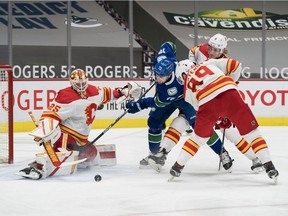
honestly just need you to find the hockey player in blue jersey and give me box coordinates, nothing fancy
[126,55,233,170]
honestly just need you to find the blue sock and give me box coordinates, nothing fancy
[206,131,223,155]
[148,128,162,153]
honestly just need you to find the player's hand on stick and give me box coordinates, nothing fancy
[125,100,145,114]
[215,117,232,129]
[33,137,44,146]
[116,81,143,104]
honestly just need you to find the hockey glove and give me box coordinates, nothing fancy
[116,81,143,104]
[126,101,144,114]
[126,98,154,114]
[215,117,232,129]
[29,118,61,146]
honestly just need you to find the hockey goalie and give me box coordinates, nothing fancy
[18,68,142,179]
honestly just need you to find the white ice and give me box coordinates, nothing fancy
[0,126,287,216]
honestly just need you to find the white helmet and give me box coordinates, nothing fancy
[70,69,88,92]
[208,33,227,51]
[175,59,195,85]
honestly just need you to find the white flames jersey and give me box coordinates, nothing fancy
[188,43,210,63]
[184,58,242,110]
[40,84,116,145]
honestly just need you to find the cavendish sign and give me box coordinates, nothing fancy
[164,7,288,30]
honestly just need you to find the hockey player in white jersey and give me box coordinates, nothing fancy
[169,58,279,182]
[189,33,263,172]
[18,68,142,179]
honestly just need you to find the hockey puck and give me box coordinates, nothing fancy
[94,174,102,182]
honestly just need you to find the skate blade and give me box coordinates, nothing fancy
[168,176,175,182]
[139,164,150,169]
[252,167,265,174]
[148,159,162,173]
[272,176,278,184]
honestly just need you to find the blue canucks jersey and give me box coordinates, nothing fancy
[154,71,183,108]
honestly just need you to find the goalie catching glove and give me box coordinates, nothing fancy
[28,118,61,146]
[116,81,143,104]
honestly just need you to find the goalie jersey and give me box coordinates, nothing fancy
[40,84,114,145]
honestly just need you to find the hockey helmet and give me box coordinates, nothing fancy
[70,69,88,92]
[175,59,195,85]
[154,59,175,77]
[154,59,175,84]
[208,33,227,52]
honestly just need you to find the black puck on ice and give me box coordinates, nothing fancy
[94,174,102,182]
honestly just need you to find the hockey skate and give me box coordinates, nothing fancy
[18,167,43,180]
[139,155,151,169]
[263,161,279,183]
[220,150,234,171]
[251,157,264,173]
[148,148,168,172]
[169,162,184,179]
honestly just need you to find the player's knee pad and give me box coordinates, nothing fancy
[243,128,262,144]
[78,145,98,162]
[147,116,162,130]
[222,127,242,144]
[170,115,190,134]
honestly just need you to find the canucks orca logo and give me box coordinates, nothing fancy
[65,15,103,28]
[168,87,177,96]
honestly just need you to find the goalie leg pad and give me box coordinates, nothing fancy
[78,144,116,168]
[36,151,79,178]
[18,150,82,179]
[97,144,117,166]
[78,144,98,162]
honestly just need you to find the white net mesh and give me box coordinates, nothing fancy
[0,66,12,163]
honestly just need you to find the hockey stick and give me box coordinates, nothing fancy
[67,82,156,152]
[218,128,226,171]
[28,111,86,167]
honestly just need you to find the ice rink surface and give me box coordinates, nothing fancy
[0,126,287,216]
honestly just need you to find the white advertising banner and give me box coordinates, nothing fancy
[2,79,288,123]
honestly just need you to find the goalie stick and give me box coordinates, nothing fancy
[28,111,86,167]
[67,82,156,152]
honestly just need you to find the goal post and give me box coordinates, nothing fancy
[0,65,13,164]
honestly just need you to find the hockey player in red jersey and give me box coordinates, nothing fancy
[189,33,263,172]
[170,58,279,182]
[19,68,142,179]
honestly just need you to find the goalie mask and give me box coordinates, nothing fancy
[175,59,195,85]
[70,69,88,93]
